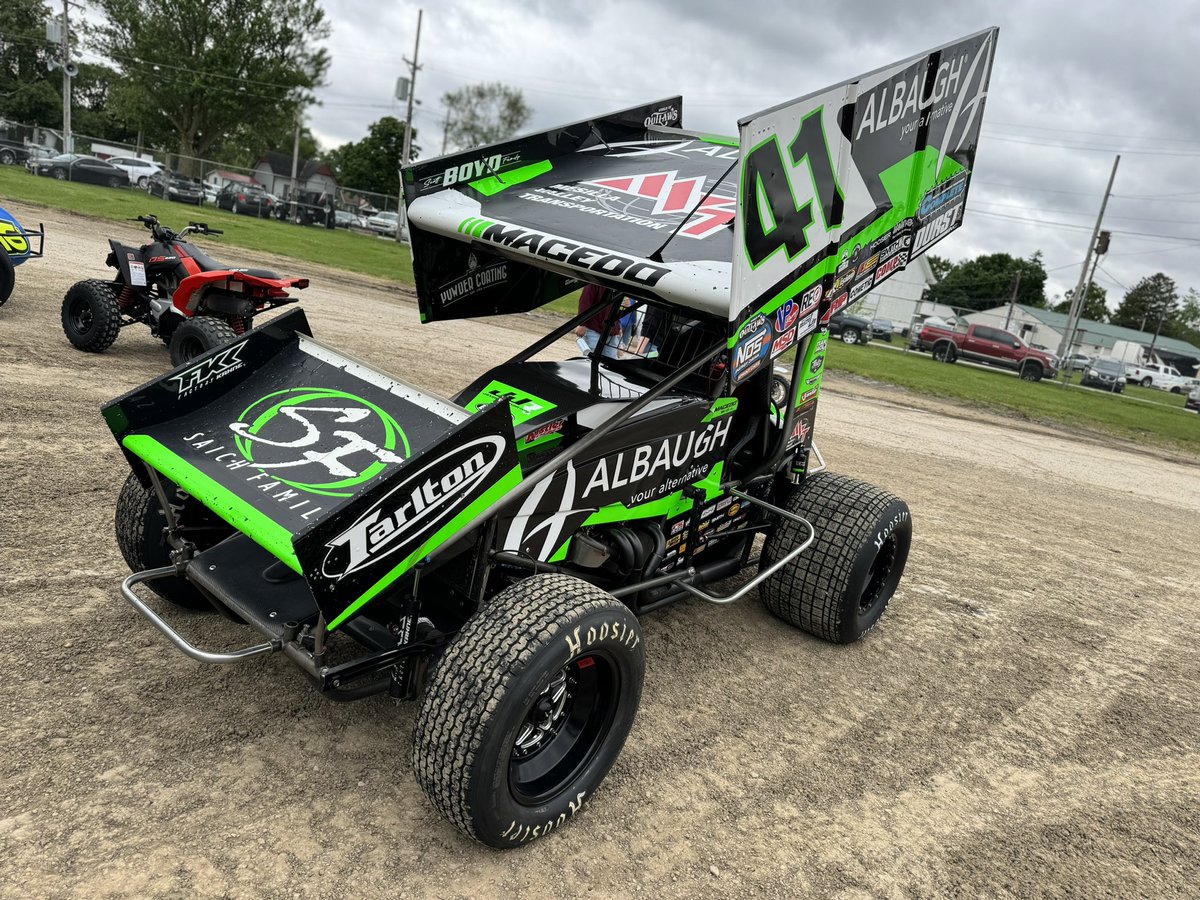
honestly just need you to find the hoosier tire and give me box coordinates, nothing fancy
[412,574,644,848]
[168,315,237,366]
[115,472,230,610]
[760,472,912,644]
[61,280,122,352]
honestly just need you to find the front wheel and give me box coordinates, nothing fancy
[137,176,149,189]
[0,249,14,306]
[52,167,67,180]
[1170,386,1182,394]
[168,316,238,366]
[0,148,15,165]
[61,280,122,352]
[1141,376,1152,388]
[841,328,861,345]
[107,176,121,188]
[760,472,912,644]
[412,574,644,847]
[1019,363,1043,382]
[770,373,790,408]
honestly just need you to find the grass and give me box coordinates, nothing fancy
[825,343,1200,453]
[0,165,413,283]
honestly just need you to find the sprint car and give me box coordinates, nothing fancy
[0,205,45,307]
[106,29,997,847]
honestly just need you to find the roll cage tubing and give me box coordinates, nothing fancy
[424,288,809,567]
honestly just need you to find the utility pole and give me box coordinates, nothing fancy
[1003,271,1021,331]
[1057,154,1119,371]
[396,8,422,242]
[290,111,302,223]
[441,107,452,155]
[60,0,72,153]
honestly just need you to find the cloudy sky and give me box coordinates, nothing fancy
[309,0,1199,305]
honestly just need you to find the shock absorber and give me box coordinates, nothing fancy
[229,316,248,336]
[117,284,136,311]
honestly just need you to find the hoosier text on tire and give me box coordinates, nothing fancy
[412,574,644,847]
[759,472,912,643]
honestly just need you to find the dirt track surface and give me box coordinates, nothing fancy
[2,201,1198,899]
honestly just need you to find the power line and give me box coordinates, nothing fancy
[973,199,1200,227]
[972,209,1200,243]
[980,131,1200,158]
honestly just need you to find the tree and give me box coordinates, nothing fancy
[1110,273,1178,333]
[924,252,1048,312]
[1169,288,1200,346]
[92,0,329,175]
[925,254,954,282]
[441,83,531,151]
[1051,282,1108,323]
[0,2,60,126]
[326,117,418,197]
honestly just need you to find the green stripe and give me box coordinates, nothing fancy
[122,434,302,573]
[469,160,552,196]
[471,218,492,238]
[326,465,524,630]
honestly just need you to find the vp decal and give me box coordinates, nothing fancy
[229,388,410,496]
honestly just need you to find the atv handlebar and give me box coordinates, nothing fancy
[130,214,222,241]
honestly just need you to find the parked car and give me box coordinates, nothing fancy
[827,311,874,345]
[147,171,204,205]
[0,140,31,167]
[1186,384,1200,413]
[29,154,130,188]
[335,209,365,229]
[906,316,956,349]
[870,318,894,342]
[107,156,163,189]
[366,210,401,236]
[914,321,1058,381]
[1079,357,1126,393]
[1123,361,1192,393]
[215,183,275,217]
[1063,353,1092,372]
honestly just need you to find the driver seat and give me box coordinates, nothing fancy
[183,244,278,280]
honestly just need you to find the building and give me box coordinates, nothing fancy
[845,255,949,332]
[965,303,1200,375]
[202,169,260,194]
[252,152,338,199]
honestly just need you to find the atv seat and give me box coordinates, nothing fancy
[185,245,278,280]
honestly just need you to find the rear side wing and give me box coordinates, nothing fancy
[103,309,520,630]
[729,28,998,337]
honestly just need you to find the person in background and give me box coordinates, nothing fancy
[618,297,638,354]
[637,301,669,357]
[575,284,621,358]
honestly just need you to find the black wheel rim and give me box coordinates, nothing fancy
[859,535,898,616]
[175,334,206,362]
[771,379,787,406]
[509,654,620,806]
[68,297,94,334]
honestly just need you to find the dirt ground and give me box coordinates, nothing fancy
[2,201,1198,899]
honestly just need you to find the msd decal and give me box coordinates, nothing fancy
[583,170,735,239]
[322,435,506,580]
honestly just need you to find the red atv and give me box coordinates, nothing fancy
[61,214,309,364]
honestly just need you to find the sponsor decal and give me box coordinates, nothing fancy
[582,138,739,162]
[670,519,688,536]
[716,495,733,511]
[476,222,671,287]
[228,388,408,495]
[854,52,972,139]
[702,503,716,517]
[832,269,856,292]
[875,254,904,282]
[801,283,823,308]
[726,502,741,518]
[814,338,828,353]
[581,170,735,239]
[774,299,801,334]
[643,105,680,128]
[796,309,820,339]
[850,275,875,301]
[524,418,565,445]
[581,417,732,501]
[168,342,246,398]
[437,252,509,307]
[0,219,29,255]
[422,151,521,189]
[823,293,849,324]
[322,435,506,580]
[856,254,880,278]
[913,201,964,254]
[879,235,912,262]
[786,399,819,452]
[666,532,683,549]
[465,381,556,426]
[809,354,826,375]
[147,255,177,264]
[918,172,969,218]
[802,388,819,402]
[733,324,771,382]
[770,327,797,358]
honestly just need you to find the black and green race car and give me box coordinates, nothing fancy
[104,28,998,847]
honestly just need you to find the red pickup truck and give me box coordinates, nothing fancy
[913,322,1059,381]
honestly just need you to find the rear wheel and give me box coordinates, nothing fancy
[932,342,956,363]
[107,176,121,188]
[168,316,237,366]
[52,167,67,180]
[115,472,231,610]
[412,574,644,847]
[760,472,912,644]
[137,176,149,189]
[61,280,122,352]
[770,374,790,408]
[0,148,15,165]
[1141,376,1152,388]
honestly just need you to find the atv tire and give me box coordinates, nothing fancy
[169,316,237,366]
[115,472,230,610]
[61,280,122,352]
[0,249,13,307]
[760,472,911,644]
[412,573,644,848]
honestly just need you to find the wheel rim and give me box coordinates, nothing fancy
[859,535,898,616]
[175,334,207,362]
[771,379,787,406]
[1142,378,1151,387]
[53,169,66,180]
[509,654,620,806]
[68,297,94,334]
[842,331,858,344]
